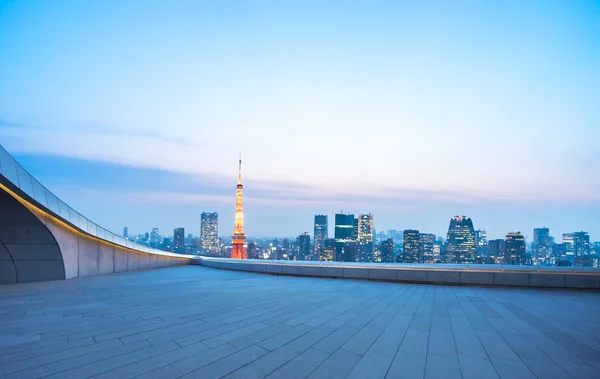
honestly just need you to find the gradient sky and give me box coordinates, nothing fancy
[1,0,599,241]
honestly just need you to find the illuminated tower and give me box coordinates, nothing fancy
[231,155,247,259]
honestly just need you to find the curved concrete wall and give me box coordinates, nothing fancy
[0,188,65,283]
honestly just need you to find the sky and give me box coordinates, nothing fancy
[0,0,599,241]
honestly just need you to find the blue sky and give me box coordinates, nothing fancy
[1,0,599,241]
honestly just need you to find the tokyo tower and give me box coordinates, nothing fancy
[231,154,247,259]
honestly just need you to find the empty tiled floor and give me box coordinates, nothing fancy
[1,266,600,379]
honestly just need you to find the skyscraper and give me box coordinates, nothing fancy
[445,216,476,263]
[403,230,421,263]
[334,213,355,262]
[505,231,526,265]
[150,227,160,247]
[313,215,328,257]
[173,227,185,254]
[123,226,128,239]
[352,217,359,241]
[231,155,247,259]
[296,232,311,261]
[420,233,435,263]
[488,239,506,264]
[357,214,374,262]
[533,227,551,263]
[474,229,487,257]
[573,231,590,256]
[380,238,394,263]
[201,212,219,256]
[320,238,335,261]
[563,233,574,263]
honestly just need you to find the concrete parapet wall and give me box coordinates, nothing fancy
[192,258,600,290]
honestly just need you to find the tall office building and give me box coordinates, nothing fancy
[123,226,128,239]
[231,155,247,259]
[474,230,487,257]
[173,227,185,254]
[320,238,335,261]
[357,214,374,262]
[380,238,394,263]
[533,227,551,263]
[150,228,160,247]
[573,231,590,258]
[420,233,435,263]
[313,215,328,257]
[505,231,526,265]
[352,218,359,241]
[334,213,355,262]
[563,233,575,263]
[296,232,311,260]
[445,216,476,263]
[488,239,506,264]
[403,230,421,263]
[433,240,443,263]
[201,212,219,256]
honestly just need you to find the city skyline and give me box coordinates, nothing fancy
[1,1,599,239]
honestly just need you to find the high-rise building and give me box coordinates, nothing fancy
[433,240,443,263]
[488,239,505,264]
[150,227,160,247]
[320,238,335,261]
[173,227,185,254]
[334,213,355,262]
[380,238,394,263]
[296,232,311,261]
[231,155,247,259]
[420,233,435,263]
[123,226,128,239]
[563,233,574,263]
[533,227,552,263]
[505,231,526,265]
[445,216,476,263]
[403,230,421,263]
[357,214,374,262]
[352,217,359,241]
[474,230,487,257]
[201,212,219,256]
[573,231,590,258]
[313,215,328,257]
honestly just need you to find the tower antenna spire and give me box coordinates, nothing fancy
[238,153,242,185]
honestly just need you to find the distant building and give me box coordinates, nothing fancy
[474,230,487,257]
[352,218,359,241]
[334,213,355,262]
[505,231,526,265]
[296,232,311,261]
[357,214,374,262]
[433,240,443,263]
[150,227,160,247]
[445,216,476,263]
[320,238,335,261]
[380,238,394,263]
[313,215,328,257]
[573,231,590,258]
[420,233,435,263]
[563,233,575,263]
[173,227,185,253]
[123,226,129,239]
[403,230,421,263]
[201,212,219,256]
[488,239,506,264]
[533,227,552,264]
[247,242,257,259]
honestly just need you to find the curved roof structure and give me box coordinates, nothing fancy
[0,143,191,283]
